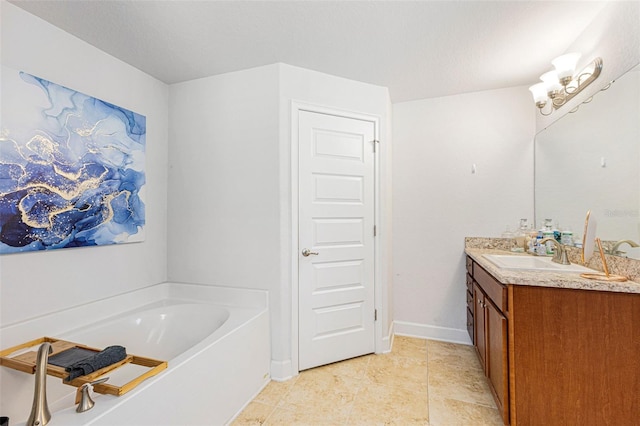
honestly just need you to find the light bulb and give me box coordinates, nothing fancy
[529,83,548,106]
[552,52,582,84]
[540,70,562,94]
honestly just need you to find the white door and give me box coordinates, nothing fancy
[298,110,376,371]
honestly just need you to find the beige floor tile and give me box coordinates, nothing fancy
[428,364,496,408]
[311,353,373,380]
[428,397,503,426]
[390,335,428,360]
[427,340,482,372]
[426,339,475,358]
[279,367,361,419]
[265,405,343,425]
[427,340,495,407]
[365,353,428,393]
[231,401,275,426]
[234,337,501,425]
[348,381,429,425]
[253,377,298,406]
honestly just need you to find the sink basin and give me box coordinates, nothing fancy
[482,254,593,273]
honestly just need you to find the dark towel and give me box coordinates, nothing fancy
[48,347,97,368]
[65,345,127,381]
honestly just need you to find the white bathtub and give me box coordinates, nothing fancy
[0,282,270,426]
[63,300,232,361]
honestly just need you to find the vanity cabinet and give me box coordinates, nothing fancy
[465,254,640,426]
[465,258,474,342]
[508,284,640,425]
[468,259,509,424]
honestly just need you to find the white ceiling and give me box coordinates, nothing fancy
[9,0,609,102]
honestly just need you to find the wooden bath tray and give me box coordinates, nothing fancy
[0,336,167,396]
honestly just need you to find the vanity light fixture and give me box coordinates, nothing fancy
[529,53,603,116]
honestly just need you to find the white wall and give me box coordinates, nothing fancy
[167,63,283,361]
[168,63,392,379]
[0,2,169,326]
[0,2,169,420]
[392,86,534,343]
[168,65,280,290]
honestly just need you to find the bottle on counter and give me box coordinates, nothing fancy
[512,218,528,252]
[561,227,574,246]
[553,221,562,243]
[502,226,515,250]
[526,224,538,254]
[532,222,546,255]
[542,219,555,255]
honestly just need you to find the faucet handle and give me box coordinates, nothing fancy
[75,377,109,413]
[554,243,572,265]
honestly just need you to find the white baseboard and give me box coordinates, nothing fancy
[378,321,394,354]
[393,320,472,345]
[270,359,295,382]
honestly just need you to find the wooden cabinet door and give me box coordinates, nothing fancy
[468,259,509,425]
[473,282,487,369]
[486,299,509,423]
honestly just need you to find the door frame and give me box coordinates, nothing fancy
[290,101,382,375]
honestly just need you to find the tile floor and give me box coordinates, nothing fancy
[232,336,503,425]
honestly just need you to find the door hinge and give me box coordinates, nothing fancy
[372,139,379,153]
[373,225,377,236]
[374,309,378,321]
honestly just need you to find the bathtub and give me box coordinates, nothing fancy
[0,282,270,425]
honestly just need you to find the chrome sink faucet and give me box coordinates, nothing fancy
[27,342,52,426]
[608,239,639,256]
[540,238,571,265]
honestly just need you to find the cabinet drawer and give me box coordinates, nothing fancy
[466,288,474,308]
[466,256,473,275]
[474,263,507,312]
[466,273,473,293]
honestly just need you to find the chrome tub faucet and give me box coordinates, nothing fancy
[26,342,52,426]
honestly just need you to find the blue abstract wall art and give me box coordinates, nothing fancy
[0,68,146,254]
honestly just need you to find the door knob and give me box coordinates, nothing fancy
[301,248,319,257]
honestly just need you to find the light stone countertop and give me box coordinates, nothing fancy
[465,248,640,294]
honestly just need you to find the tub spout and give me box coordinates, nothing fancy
[26,342,52,426]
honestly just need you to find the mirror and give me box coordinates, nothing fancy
[535,63,640,258]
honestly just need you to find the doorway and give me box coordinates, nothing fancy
[296,108,377,371]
